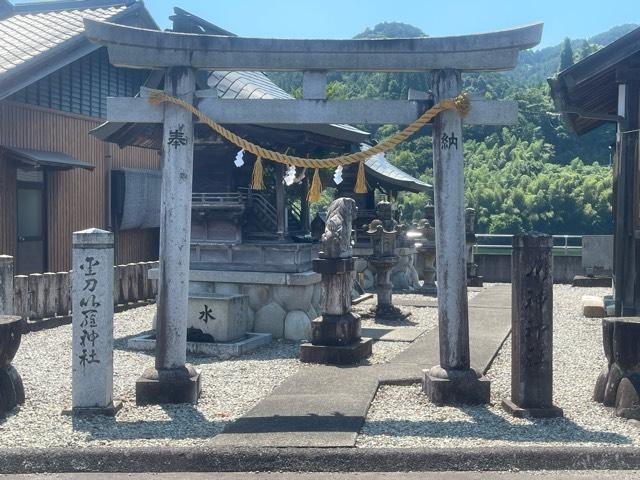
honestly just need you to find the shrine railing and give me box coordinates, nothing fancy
[240,188,278,232]
[191,192,245,208]
[8,260,158,324]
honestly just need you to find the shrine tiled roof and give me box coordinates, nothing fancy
[364,149,431,193]
[207,71,369,139]
[0,0,155,99]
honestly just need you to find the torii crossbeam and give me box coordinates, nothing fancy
[84,19,542,406]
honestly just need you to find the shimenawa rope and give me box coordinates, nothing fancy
[148,90,470,199]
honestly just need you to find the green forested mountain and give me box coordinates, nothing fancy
[268,23,635,234]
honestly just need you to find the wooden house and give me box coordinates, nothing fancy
[0,0,160,274]
[549,26,640,315]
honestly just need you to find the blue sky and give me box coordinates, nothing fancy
[138,0,639,49]
[13,0,639,49]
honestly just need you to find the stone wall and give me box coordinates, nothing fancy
[476,254,581,284]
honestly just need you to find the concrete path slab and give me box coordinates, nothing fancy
[386,284,511,377]
[4,472,640,479]
[213,285,511,448]
[361,327,426,342]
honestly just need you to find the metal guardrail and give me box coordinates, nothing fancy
[474,234,582,256]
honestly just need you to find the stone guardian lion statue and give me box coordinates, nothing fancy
[321,197,357,259]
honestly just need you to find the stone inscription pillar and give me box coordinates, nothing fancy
[422,69,490,405]
[70,228,120,416]
[136,67,201,405]
[0,255,14,315]
[502,232,563,418]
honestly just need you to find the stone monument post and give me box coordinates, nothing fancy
[423,69,490,405]
[69,228,121,416]
[300,198,372,364]
[136,67,201,405]
[0,255,13,315]
[502,232,563,418]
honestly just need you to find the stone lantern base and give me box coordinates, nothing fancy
[422,365,490,406]
[300,312,372,365]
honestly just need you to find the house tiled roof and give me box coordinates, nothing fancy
[0,3,127,75]
[0,1,154,100]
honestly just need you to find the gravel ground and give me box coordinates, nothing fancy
[2,304,302,448]
[357,285,640,448]
[1,296,429,448]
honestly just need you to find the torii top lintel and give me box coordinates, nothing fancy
[84,20,542,73]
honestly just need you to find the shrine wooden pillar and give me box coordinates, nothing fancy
[275,163,286,240]
[301,175,311,235]
[614,71,640,315]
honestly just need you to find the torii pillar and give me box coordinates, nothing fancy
[136,67,201,405]
[422,69,490,405]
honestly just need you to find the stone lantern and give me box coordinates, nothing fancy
[415,217,437,295]
[367,201,399,311]
[465,208,483,287]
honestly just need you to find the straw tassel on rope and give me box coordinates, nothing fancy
[354,160,367,194]
[251,156,265,190]
[307,168,322,202]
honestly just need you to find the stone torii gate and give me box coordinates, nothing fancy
[85,19,542,406]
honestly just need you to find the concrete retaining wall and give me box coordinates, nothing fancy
[476,254,581,284]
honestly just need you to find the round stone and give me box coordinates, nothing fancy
[615,375,640,419]
[407,266,421,289]
[306,305,319,321]
[354,257,368,273]
[246,285,271,311]
[273,285,313,312]
[284,311,311,341]
[391,270,409,291]
[254,302,286,338]
[311,283,322,309]
[363,269,374,290]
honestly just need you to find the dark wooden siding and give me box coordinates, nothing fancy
[8,47,149,119]
[0,150,17,258]
[0,101,160,271]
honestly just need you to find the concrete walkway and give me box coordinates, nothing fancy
[212,285,511,447]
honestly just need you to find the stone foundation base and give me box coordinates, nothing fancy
[594,318,640,420]
[467,276,484,287]
[62,400,123,417]
[501,398,563,418]
[311,312,361,346]
[0,365,25,415]
[422,366,490,406]
[128,332,271,360]
[417,284,437,296]
[136,365,201,406]
[572,275,612,288]
[300,338,373,365]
